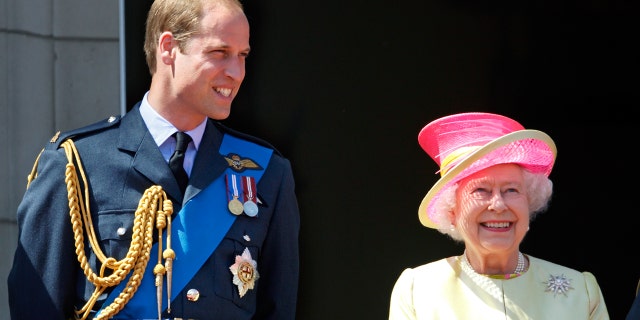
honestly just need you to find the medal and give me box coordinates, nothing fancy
[226,174,245,215]
[242,176,258,217]
[228,196,244,215]
[243,201,258,217]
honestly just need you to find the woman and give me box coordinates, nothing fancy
[388,112,609,319]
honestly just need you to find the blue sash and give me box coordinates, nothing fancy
[99,134,273,318]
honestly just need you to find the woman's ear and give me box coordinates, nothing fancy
[447,209,456,222]
[447,210,456,230]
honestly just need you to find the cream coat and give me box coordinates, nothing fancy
[389,255,609,320]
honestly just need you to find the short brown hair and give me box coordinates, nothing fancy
[143,0,244,75]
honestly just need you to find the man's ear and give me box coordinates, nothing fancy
[159,31,176,65]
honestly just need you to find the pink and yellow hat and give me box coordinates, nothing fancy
[417,112,557,228]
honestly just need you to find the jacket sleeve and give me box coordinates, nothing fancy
[584,271,610,320]
[389,268,418,320]
[252,156,301,320]
[8,146,81,320]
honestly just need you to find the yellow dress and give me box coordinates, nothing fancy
[389,255,609,320]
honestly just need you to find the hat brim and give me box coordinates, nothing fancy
[418,129,557,228]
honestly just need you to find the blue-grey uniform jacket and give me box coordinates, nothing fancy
[8,102,300,320]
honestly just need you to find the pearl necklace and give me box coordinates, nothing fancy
[514,252,525,274]
[461,251,526,278]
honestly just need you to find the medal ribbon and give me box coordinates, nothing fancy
[226,173,243,202]
[242,176,256,203]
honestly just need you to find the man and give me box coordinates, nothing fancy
[7,0,300,319]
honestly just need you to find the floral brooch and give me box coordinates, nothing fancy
[544,274,573,297]
[229,247,260,297]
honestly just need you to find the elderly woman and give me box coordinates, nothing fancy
[388,112,609,319]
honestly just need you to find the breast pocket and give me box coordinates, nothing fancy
[96,210,139,260]
[210,229,261,310]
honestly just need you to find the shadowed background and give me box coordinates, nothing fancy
[125,1,639,319]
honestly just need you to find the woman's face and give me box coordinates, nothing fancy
[452,163,530,255]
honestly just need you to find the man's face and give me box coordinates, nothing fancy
[172,4,250,121]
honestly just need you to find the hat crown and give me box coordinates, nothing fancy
[419,113,524,169]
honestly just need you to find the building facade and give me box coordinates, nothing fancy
[1,1,122,317]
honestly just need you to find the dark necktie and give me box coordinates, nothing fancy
[169,131,192,193]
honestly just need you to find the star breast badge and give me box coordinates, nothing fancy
[229,247,260,298]
[544,274,574,297]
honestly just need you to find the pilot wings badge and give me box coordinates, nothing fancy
[224,153,263,173]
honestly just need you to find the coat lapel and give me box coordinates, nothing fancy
[116,106,229,203]
[117,104,183,200]
[184,120,229,203]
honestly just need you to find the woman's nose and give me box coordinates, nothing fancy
[487,193,506,212]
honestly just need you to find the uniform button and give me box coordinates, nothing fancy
[117,227,126,236]
[186,288,200,301]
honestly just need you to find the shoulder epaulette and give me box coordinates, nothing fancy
[48,115,122,149]
[213,120,283,157]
